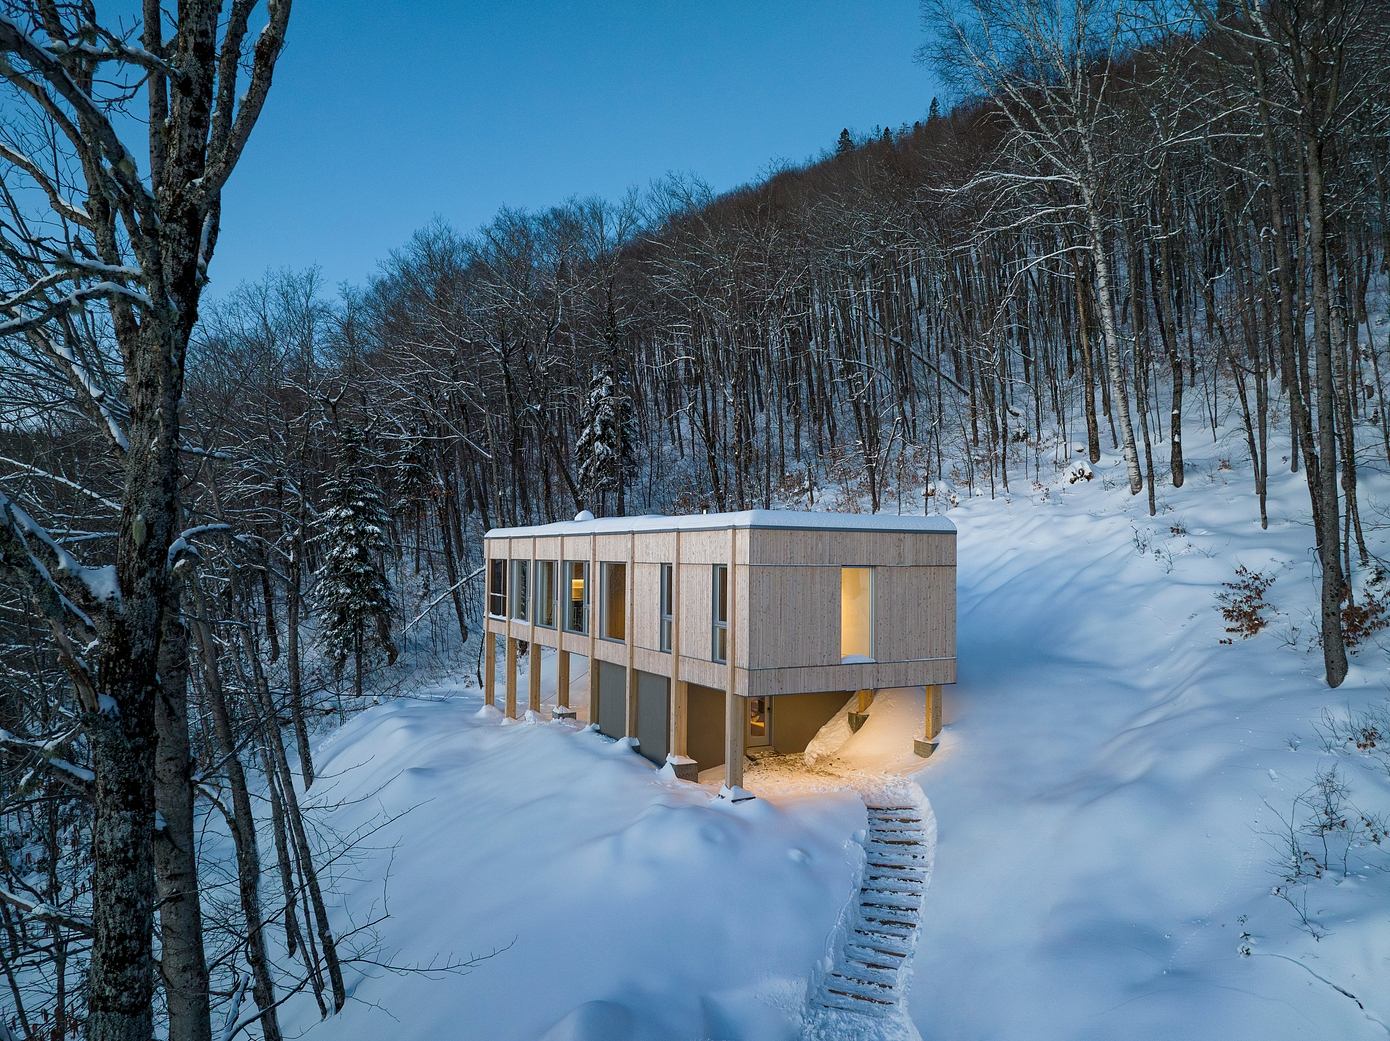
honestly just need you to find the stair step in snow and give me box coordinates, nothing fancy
[864,876,924,894]
[828,974,896,999]
[860,914,917,933]
[865,843,928,857]
[865,862,927,878]
[855,923,915,944]
[860,892,922,912]
[840,956,900,982]
[845,943,906,967]
[850,930,911,956]
[816,997,890,1017]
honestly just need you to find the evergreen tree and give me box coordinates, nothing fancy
[575,367,636,514]
[836,127,854,155]
[881,125,893,145]
[316,428,398,700]
[927,96,941,122]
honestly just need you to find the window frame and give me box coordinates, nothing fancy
[599,561,627,643]
[839,565,876,662]
[562,559,590,635]
[487,557,508,619]
[534,559,558,628]
[509,559,530,622]
[659,562,674,653]
[711,563,728,663]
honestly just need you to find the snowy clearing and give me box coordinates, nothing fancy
[284,419,1389,1041]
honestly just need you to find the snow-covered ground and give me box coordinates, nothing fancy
[284,415,1389,1041]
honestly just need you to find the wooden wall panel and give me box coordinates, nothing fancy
[746,657,955,697]
[874,565,955,663]
[678,530,729,564]
[633,531,676,563]
[678,561,712,661]
[744,565,840,671]
[593,534,629,562]
[632,561,663,651]
[532,536,561,560]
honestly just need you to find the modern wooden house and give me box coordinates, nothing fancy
[482,510,956,793]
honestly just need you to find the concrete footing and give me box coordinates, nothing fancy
[666,756,700,781]
[551,705,577,722]
[848,711,870,733]
[913,738,938,759]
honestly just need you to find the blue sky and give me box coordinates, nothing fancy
[210,0,942,296]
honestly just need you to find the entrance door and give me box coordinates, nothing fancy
[747,696,772,748]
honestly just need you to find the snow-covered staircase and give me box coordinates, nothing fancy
[805,794,934,1038]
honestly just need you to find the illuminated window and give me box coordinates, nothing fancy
[659,563,674,653]
[563,560,588,634]
[535,560,557,628]
[488,558,507,618]
[712,564,728,663]
[601,562,626,641]
[840,566,874,661]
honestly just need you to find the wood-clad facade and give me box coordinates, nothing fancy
[483,511,956,791]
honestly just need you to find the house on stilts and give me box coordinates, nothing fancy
[482,510,956,793]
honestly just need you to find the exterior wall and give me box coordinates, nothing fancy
[483,517,957,705]
[771,691,853,754]
[634,671,670,765]
[596,660,626,741]
[686,682,726,771]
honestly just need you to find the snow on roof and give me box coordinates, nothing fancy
[485,509,955,540]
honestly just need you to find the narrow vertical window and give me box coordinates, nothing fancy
[601,562,627,641]
[563,560,589,634]
[488,558,507,618]
[510,559,529,621]
[535,560,557,628]
[840,566,874,662]
[659,563,674,652]
[711,564,728,663]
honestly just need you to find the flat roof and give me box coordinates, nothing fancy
[484,509,956,540]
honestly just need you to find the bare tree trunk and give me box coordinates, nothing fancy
[153,597,212,1041]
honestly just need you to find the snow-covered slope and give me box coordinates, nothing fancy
[279,702,866,1041]
[284,417,1388,1041]
[829,430,1390,1041]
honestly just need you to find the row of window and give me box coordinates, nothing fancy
[488,558,732,662]
[488,559,876,663]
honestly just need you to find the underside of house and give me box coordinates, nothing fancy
[482,509,956,792]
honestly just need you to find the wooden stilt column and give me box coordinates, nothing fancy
[914,683,942,758]
[624,533,638,741]
[721,527,752,799]
[554,649,575,720]
[586,533,598,725]
[528,643,542,715]
[666,529,697,780]
[504,636,518,720]
[483,630,496,708]
[849,687,873,732]
[724,689,745,791]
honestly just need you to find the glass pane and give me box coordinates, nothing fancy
[714,565,728,623]
[748,697,768,742]
[565,561,587,634]
[603,562,626,641]
[489,559,507,617]
[511,560,529,621]
[536,561,556,627]
[840,566,873,661]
